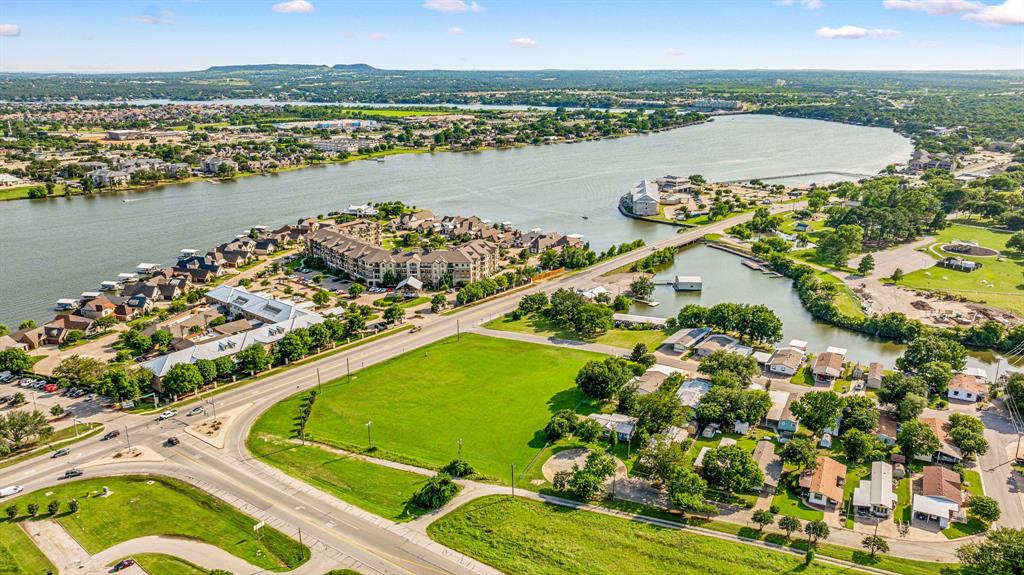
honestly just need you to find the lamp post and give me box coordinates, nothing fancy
[205,399,216,419]
[316,368,322,392]
[458,438,463,460]
[72,418,79,437]
[365,420,373,450]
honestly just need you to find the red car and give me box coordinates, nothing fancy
[43,383,58,393]
[113,558,135,571]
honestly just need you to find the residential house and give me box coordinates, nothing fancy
[912,466,963,528]
[342,204,379,217]
[867,362,884,389]
[173,254,225,283]
[78,296,117,320]
[87,169,130,188]
[9,327,46,350]
[768,347,804,376]
[660,326,710,353]
[799,456,847,508]
[765,391,799,434]
[0,335,28,352]
[694,334,752,358]
[812,351,845,384]
[753,440,783,494]
[331,219,383,245]
[622,180,660,216]
[874,412,898,446]
[588,413,638,441]
[920,418,963,464]
[201,156,238,175]
[43,314,95,345]
[633,369,669,395]
[947,373,987,403]
[674,378,713,408]
[852,461,897,518]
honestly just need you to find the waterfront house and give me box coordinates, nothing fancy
[947,373,987,403]
[852,461,897,518]
[43,314,95,345]
[912,466,963,528]
[205,285,313,324]
[812,351,845,384]
[768,391,800,434]
[611,313,667,329]
[660,326,710,353]
[0,335,28,352]
[9,327,46,350]
[622,180,660,216]
[799,456,847,508]
[752,440,782,494]
[79,296,117,320]
[672,275,703,291]
[86,169,129,188]
[588,413,638,441]
[342,204,379,217]
[201,156,238,175]
[694,334,752,358]
[919,418,963,464]
[867,362,884,389]
[674,378,713,408]
[767,347,804,376]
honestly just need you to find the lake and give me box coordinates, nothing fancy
[0,115,912,333]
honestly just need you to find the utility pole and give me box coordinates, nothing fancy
[366,420,373,450]
[316,367,322,392]
[346,357,351,383]
[206,399,216,419]
[458,438,463,460]
[297,528,303,562]
[72,418,79,437]
[125,426,131,451]
[457,319,461,342]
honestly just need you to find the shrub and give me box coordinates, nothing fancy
[411,473,459,510]
[440,459,475,478]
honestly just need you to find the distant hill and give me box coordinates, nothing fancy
[203,64,377,73]
[331,64,378,72]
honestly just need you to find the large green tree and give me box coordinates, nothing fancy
[702,444,763,493]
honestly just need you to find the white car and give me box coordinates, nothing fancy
[0,485,24,498]
[158,409,179,421]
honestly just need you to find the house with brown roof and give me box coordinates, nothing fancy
[874,412,898,446]
[43,314,95,345]
[768,347,804,376]
[9,327,46,350]
[812,351,845,384]
[912,466,963,528]
[799,456,847,507]
[867,362,884,389]
[947,373,987,403]
[0,335,28,352]
[753,440,782,494]
[633,370,669,395]
[78,296,117,320]
[919,418,963,464]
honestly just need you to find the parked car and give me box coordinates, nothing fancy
[44,383,58,393]
[0,485,23,498]
[51,448,70,458]
[158,409,178,421]
[101,430,120,441]
[113,559,136,571]
[186,406,205,417]
[165,437,180,447]
[60,469,83,479]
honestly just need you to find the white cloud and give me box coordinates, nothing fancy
[368,33,387,41]
[448,27,464,35]
[508,37,537,48]
[816,25,902,38]
[664,48,684,57]
[777,0,824,9]
[128,10,175,25]
[882,0,983,15]
[965,0,1024,24]
[272,1,314,14]
[0,24,20,36]
[423,0,485,13]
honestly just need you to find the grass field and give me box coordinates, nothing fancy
[771,477,825,521]
[0,422,104,470]
[815,272,868,318]
[4,475,308,571]
[896,224,1024,315]
[252,334,602,482]
[246,434,430,521]
[428,496,851,575]
[484,314,668,349]
[132,553,207,575]
[0,521,55,575]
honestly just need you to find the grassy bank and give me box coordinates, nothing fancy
[251,334,601,482]
[0,521,56,575]
[131,553,207,575]
[483,314,667,349]
[428,496,852,575]
[3,475,309,571]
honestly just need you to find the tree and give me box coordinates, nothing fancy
[752,509,775,532]
[919,361,954,395]
[628,343,655,368]
[312,290,331,307]
[194,359,218,384]
[384,304,404,324]
[862,535,889,558]
[49,404,64,417]
[842,395,879,433]
[779,516,802,539]
[896,334,967,373]
[1007,231,1024,255]
[27,502,38,517]
[639,438,691,486]
[275,329,312,363]
[568,451,618,500]
[948,413,989,460]
[236,344,271,375]
[18,319,36,330]
[0,410,53,450]
[214,356,236,379]
[632,390,685,436]
[842,429,886,464]
[790,391,844,437]
[150,329,173,348]
[575,358,633,400]
[890,267,905,281]
[815,224,863,267]
[896,393,927,421]
[877,372,929,411]
[162,363,203,396]
[410,473,459,510]
[629,276,654,300]
[348,283,366,298]
[571,304,613,338]
[666,467,715,513]
[779,436,818,470]
[68,499,79,513]
[0,348,33,374]
[430,294,447,313]
[956,527,1024,574]
[857,253,875,275]
[897,420,940,462]
[699,350,759,386]
[47,500,60,515]
[5,505,16,520]
[967,495,1001,524]
[545,409,578,441]
[702,444,763,493]
[804,520,830,546]
[574,418,603,443]
[53,355,107,388]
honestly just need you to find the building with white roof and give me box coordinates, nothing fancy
[622,180,660,216]
[675,378,712,408]
[852,461,897,518]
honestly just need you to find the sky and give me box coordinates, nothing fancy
[0,0,1021,72]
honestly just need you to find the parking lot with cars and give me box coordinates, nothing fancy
[0,371,112,422]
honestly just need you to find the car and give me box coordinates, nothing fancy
[85,393,97,402]
[158,409,178,421]
[853,381,864,391]
[60,469,83,479]
[51,448,70,458]
[165,437,180,447]
[186,406,205,417]
[101,430,120,441]
[0,485,24,498]
[113,559,136,571]
[44,383,58,393]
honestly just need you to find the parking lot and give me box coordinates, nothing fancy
[0,372,111,425]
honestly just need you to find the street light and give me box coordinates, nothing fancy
[457,438,463,460]
[72,418,80,437]
[205,399,216,419]
[365,420,373,450]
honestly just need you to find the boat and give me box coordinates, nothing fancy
[581,216,589,220]
[374,158,386,163]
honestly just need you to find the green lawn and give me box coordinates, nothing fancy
[246,434,430,521]
[895,224,1024,315]
[815,272,868,318]
[0,521,55,575]
[252,334,602,482]
[771,476,824,521]
[484,313,668,349]
[132,553,208,575]
[962,469,984,498]
[0,422,104,470]
[428,496,851,575]
[4,475,308,571]
[943,518,986,539]
[895,477,912,523]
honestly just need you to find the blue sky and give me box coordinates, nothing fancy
[0,1,1021,72]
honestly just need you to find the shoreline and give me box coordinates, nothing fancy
[0,118,712,203]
